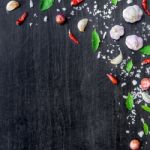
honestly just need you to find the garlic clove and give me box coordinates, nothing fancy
[77,18,88,32]
[6,0,20,12]
[110,51,123,65]
[142,92,150,103]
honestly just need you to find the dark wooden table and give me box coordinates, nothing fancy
[0,0,150,150]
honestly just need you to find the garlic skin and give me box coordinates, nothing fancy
[125,35,143,51]
[77,18,88,32]
[123,5,143,23]
[110,25,124,40]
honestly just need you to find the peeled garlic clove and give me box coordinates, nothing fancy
[6,0,20,12]
[142,92,150,103]
[77,18,88,32]
[110,51,123,65]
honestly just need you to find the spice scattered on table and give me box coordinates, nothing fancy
[5,0,150,148]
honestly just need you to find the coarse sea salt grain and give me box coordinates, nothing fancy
[29,22,33,27]
[29,0,33,8]
[132,80,137,86]
[127,0,133,4]
[43,16,48,22]
[121,82,126,87]
[138,131,144,138]
[126,130,130,134]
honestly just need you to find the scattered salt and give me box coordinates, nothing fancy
[138,131,144,138]
[29,0,33,8]
[43,16,48,22]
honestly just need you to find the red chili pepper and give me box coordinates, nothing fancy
[142,0,150,16]
[71,0,84,6]
[141,58,150,65]
[107,74,118,85]
[16,12,28,25]
[68,30,79,44]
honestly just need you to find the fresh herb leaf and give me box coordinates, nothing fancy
[143,122,149,135]
[142,105,150,113]
[92,29,101,52]
[40,0,54,11]
[125,93,134,110]
[111,0,118,5]
[140,45,150,55]
[125,60,133,73]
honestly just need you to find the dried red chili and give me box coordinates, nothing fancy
[141,58,150,65]
[71,0,84,6]
[142,0,150,16]
[68,30,79,44]
[16,12,28,25]
[107,74,118,85]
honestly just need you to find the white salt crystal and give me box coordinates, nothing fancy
[43,16,48,22]
[127,0,133,4]
[30,0,33,8]
[132,80,137,86]
[126,130,130,134]
[138,131,144,138]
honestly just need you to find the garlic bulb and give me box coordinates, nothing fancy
[77,18,88,32]
[6,0,20,11]
[125,35,143,51]
[123,5,143,23]
[110,25,124,40]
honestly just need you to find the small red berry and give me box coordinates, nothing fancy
[140,78,150,91]
[130,139,141,150]
[55,14,66,25]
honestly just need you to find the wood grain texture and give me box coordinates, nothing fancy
[0,0,150,150]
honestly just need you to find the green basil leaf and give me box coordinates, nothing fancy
[92,29,101,52]
[40,0,54,11]
[140,45,150,55]
[125,93,134,111]
[143,122,149,135]
[111,0,118,5]
[142,105,150,113]
[125,60,133,73]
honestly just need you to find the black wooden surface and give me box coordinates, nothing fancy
[0,0,150,150]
